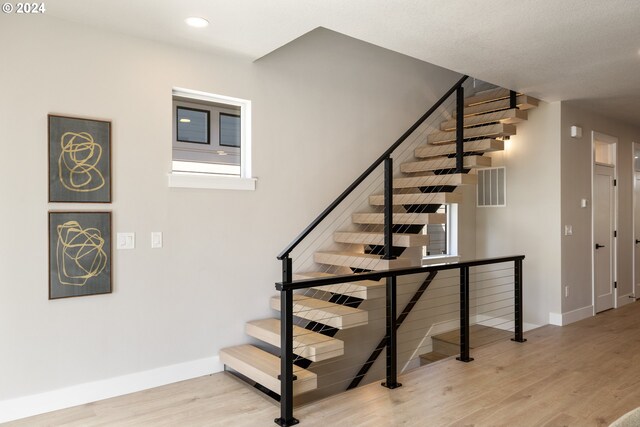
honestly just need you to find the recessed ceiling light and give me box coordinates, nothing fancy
[179,118,191,123]
[185,17,209,28]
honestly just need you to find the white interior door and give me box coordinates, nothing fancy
[594,164,615,312]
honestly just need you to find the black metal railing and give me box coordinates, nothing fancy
[274,255,525,426]
[276,75,469,262]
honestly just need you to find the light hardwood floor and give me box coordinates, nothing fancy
[8,302,640,426]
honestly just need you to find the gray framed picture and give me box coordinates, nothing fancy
[49,115,111,203]
[49,211,112,299]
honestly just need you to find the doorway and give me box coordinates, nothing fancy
[592,131,617,313]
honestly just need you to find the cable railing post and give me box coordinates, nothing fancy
[509,89,517,109]
[382,274,401,389]
[456,266,473,363]
[382,156,395,261]
[455,85,465,173]
[276,256,298,427]
[511,258,527,343]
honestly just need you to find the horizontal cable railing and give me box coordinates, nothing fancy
[276,74,469,262]
[274,256,525,426]
[269,74,523,426]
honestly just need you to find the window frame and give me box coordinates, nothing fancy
[218,112,241,148]
[169,88,255,191]
[175,106,211,145]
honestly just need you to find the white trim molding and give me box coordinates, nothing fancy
[548,305,594,326]
[168,172,257,191]
[0,356,223,424]
[617,293,635,308]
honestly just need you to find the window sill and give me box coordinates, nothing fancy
[168,172,256,191]
[421,255,460,266]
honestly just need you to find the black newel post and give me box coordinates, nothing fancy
[276,256,299,426]
[512,258,527,343]
[456,266,473,363]
[455,85,465,173]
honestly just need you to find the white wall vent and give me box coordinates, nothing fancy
[477,167,506,207]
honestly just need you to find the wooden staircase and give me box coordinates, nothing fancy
[220,85,538,397]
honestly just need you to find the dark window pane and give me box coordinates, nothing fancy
[220,113,241,147]
[177,107,209,144]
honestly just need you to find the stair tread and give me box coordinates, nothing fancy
[419,351,450,365]
[369,191,462,206]
[352,212,446,225]
[334,231,428,247]
[393,173,478,188]
[246,318,344,362]
[459,95,539,118]
[433,324,513,348]
[440,108,527,131]
[220,344,317,395]
[314,251,411,271]
[414,140,503,159]
[271,294,368,329]
[428,123,516,145]
[294,271,385,300]
[400,155,491,174]
[464,88,512,106]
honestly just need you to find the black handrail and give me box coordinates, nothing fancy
[275,254,526,426]
[276,74,470,260]
[276,254,523,290]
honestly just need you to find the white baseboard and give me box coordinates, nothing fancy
[549,305,594,326]
[0,356,224,424]
[617,293,635,308]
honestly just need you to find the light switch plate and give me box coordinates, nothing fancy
[564,225,573,236]
[151,232,163,249]
[117,232,135,250]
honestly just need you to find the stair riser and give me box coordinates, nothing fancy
[432,338,460,357]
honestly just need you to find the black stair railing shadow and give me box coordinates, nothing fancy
[273,75,525,427]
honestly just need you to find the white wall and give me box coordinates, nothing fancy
[475,101,562,327]
[560,103,640,316]
[0,16,460,419]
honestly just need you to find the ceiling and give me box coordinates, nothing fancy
[46,0,640,126]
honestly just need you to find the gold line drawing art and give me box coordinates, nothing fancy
[58,131,105,192]
[56,221,108,286]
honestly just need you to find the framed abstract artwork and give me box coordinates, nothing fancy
[49,211,112,299]
[48,115,111,203]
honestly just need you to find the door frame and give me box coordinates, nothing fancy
[633,142,640,299]
[591,131,618,314]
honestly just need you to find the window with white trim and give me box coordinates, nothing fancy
[169,88,255,190]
